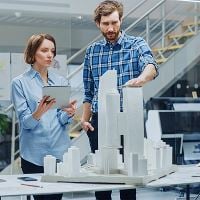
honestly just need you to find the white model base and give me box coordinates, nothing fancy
[41,165,177,186]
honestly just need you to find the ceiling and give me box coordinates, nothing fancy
[0,0,138,62]
[0,0,100,61]
[0,0,97,29]
[0,0,198,64]
[0,12,96,29]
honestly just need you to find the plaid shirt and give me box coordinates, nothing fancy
[83,31,158,112]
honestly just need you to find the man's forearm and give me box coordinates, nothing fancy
[139,64,157,83]
[81,102,92,122]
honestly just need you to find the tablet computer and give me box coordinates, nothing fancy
[42,86,71,109]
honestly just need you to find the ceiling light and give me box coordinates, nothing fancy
[77,16,82,20]
[14,12,21,18]
[177,0,200,2]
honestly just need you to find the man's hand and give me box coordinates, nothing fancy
[124,77,145,87]
[81,121,94,132]
[124,64,157,87]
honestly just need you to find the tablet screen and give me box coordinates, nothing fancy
[42,86,71,109]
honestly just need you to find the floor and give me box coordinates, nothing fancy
[1,187,199,200]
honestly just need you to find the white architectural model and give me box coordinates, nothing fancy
[42,70,175,185]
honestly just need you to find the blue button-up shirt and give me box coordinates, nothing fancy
[83,31,158,112]
[11,67,72,166]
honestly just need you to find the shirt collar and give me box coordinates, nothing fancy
[47,70,56,85]
[27,66,55,85]
[28,66,38,79]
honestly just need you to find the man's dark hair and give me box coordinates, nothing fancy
[94,0,123,24]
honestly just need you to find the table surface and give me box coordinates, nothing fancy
[0,174,134,197]
[147,165,200,187]
[1,165,200,197]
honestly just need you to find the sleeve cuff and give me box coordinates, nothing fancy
[23,114,40,129]
[60,112,72,125]
[83,98,92,104]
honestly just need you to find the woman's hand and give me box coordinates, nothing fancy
[62,100,77,117]
[33,96,56,120]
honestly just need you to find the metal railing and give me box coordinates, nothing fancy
[66,0,168,115]
[67,0,200,84]
[65,0,148,66]
[4,104,18,174]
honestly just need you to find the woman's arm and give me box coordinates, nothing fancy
[56,100,77,126]
[11,79,56,129]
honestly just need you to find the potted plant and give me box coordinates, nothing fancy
[0,114,11,142]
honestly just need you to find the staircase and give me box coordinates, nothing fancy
[144,30,200,101]
[67,0,200,95]
[153,22,198,65]
[68,0,200,124]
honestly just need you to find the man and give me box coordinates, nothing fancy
[81,0,158,199]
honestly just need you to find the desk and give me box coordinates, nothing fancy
[147,165,200,200]
[0,174,134,199]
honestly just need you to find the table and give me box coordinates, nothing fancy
[2,165,199,199]
[147,165,200,200]
[0,174,134,199]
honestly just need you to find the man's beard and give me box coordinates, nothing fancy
[102,30,120,42]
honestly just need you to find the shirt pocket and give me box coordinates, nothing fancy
[120,60,140,78]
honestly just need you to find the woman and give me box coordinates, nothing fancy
[11,33,76,200]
